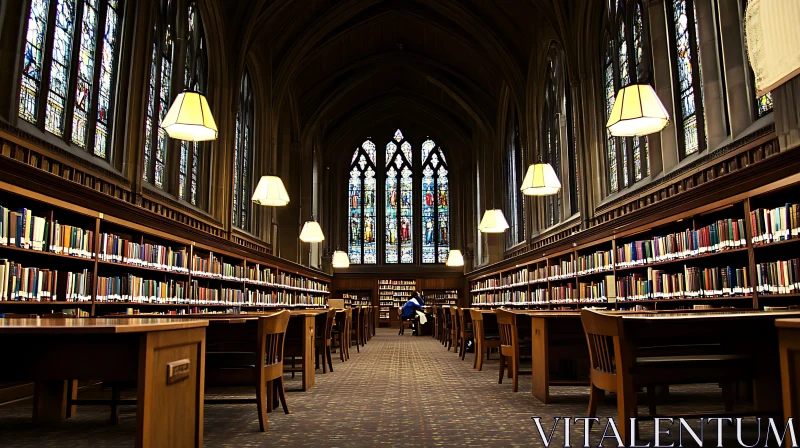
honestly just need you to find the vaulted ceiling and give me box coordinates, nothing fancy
[215,0,575,160]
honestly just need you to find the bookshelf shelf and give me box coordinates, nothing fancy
[614,247,749,272]
[0,185,331,316]
[752,238,800,249]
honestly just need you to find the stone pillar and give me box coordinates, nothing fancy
[649,0,680,172]
[774,77,800,151]
[717,0,754,136]
[695,0,729,150]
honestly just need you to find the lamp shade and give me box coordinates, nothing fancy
[478,209,509,233]
[161,90,218,141]
[606,83,670,137]
[445,249,464,267]
[299,220,325,243]
[520,163,561,196]
[252,175,290,206]
[331,250,350,268]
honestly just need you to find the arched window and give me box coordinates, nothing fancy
[385,129,413,264]
[19,0,124,159]
[505,109,525,246]
[541,44,578,228]
[347,140,377,264]
[142,0,176,190]
[421,138,449,264]
[603,0,651,193]
[667,0,705,157]
[232,70,254,232]
[178,1,207,205]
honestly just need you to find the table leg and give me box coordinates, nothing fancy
[531,318,550,404]
[32,380,69,424]
[136,328,206,448]
[301,316,316,391]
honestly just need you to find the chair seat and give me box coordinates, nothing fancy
[636,354,749,364]
[483,334,500,340]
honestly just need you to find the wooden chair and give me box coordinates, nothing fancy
[350,306,363,353]
[431,305,438,340]
[458,307,474,360]
[344,307,353,359]
[315,309,336,373]
[398,307,416,335]
[441,306,452,348]
[361,306,370,345]
[449,306,460,353]
[205,310,291,432]
[332,309,348,362]
[469,309,501,371]
[496,309,532,392]
[580,310,751,445]
[371,305,378,337]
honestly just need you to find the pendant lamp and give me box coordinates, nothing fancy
[161,90,218,141]
[606,83,670,137]
[331,250,350,268]
[252,175,290,206]
[445,249,464,267]
[520,162,561,196]
[479,209,509,233]
[299,220,325,243]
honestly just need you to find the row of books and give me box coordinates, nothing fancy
[577,281,609,301]
[616,219,746,268]
[99,234,189,272]
[751,204,800,244]
[472,278,499,291]
[502,268,528,286]
[0,207,94,258]
[276,273,330,292]
[549,260,575,279]
[756,258,800,294]
[190,253,222,277]
[616,265,751,301]
[550,285,576,302]
[246,265,276,284]
[577,250,614,275]
[96,275,188,303]
[0,259,91,301]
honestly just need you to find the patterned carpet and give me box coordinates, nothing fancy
[0,328,772,447]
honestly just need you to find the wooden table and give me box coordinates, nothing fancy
[0,318,208,448]
[108,310,325,391]
[615,310,800,416]
[776,318,800,443]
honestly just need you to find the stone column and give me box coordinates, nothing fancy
[717,0,754,136]
[695,0,729,150]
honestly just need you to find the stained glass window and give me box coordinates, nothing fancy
[505,110,525,246]
[669,0,705,157]
[348,140,377,264]
[386,129,413,264]
[20,0,123,158]
[421,139,449,263]
[178,1,207,205]
[603,0,651,194]
[233,70,254,231]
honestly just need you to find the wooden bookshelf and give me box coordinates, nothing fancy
[0,185,331,316]
[469,179,800,312]
[424,289,458,306]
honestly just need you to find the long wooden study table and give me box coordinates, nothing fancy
[479,308,800,410]
[114,309,327,391]
[0,318,208,448]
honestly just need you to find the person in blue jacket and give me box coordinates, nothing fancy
[400,291,423,335]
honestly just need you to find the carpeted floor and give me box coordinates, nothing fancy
[0,328,774,447]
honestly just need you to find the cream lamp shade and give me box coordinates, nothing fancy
[331,250,350,268]
[606,83,669,137]
[252,175,290,206]
[445,249,464,267]
[520,163,561,196]
[478,209,509,233]
[299,220,325,243]
[161,90,218,141]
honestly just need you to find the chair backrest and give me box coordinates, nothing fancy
[344,307,353,336]
[322,309,336,341]
[459,307,472,336]
[579,309,630,392]
[362,306,370,330]
[442,305,451,328]
[258,310,291,378]
[495,309,518,356]
[351,306,363,334]
[469,309,484,341]
[449,306,459,334]
[334,309,347,335]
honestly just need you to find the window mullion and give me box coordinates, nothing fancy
[62,0,85,144]
[37,0,60,129]
[85,0,108,157]
[150,36,162,186]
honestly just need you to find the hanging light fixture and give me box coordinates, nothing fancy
[331,250,350,269]
[479,209,510,233]
[252,175,290,206]
[445,249,464,267]
[161,90,218,141]
[299,219,325,243]
[520,162,561,196]
[606,83,670,137]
